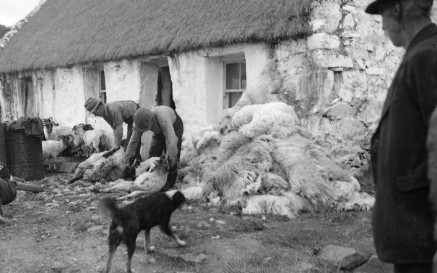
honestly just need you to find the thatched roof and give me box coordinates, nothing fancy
[0,24,10,39]
[0,0,312,73]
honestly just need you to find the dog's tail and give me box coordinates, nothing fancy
[98,197,118,219]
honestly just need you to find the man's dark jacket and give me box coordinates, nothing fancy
[371,23,437,263]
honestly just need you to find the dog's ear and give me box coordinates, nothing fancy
[172,191,186,207]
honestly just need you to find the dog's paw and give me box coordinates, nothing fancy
[145,245,155,253]
[177,239,187,247]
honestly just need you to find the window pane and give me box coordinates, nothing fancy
[229,92,243,108]
[241,63,246,89]
[226,63,240,90]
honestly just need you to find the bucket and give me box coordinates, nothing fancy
[4,130,44,180]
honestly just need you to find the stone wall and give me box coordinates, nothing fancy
[273,0,419,181]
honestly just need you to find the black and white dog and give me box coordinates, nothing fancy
[98,190,187,273]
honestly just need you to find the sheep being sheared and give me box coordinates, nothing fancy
[42,135,74,172]
[68,147,125,184]
[101,157,170,198]
[133,157,169,192]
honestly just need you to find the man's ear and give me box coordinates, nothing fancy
[393,1,402,19]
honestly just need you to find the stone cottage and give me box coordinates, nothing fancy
[2,0,436,180]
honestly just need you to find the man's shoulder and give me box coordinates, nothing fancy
[154,105,174,114]
[106,100,136,107]
[407,42,437,66]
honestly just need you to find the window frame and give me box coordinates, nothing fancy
[99,69,107,103]
[223,60,246,109]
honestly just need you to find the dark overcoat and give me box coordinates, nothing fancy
[371,23,437,263]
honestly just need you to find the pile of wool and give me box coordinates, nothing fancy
[178,101,374,218]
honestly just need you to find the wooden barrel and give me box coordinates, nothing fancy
[4,130,44,180]
[0,123,6,164]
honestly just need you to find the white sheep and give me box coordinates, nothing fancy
[42,118,82,157]
[42,135,73,172]
[42,118,74,140]
[102,157,169,198]
[73,124,113,155]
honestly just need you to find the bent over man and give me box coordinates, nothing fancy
[123,106,183,191]
[84,98,141,161]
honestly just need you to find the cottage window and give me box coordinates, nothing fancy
[100,70,107,103]
[224,61,246,108]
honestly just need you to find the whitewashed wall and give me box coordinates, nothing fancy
[168,43,272,128]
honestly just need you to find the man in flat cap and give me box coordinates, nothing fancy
[366,0,437,272]
[122,105,183,191]
[84,98,141,161]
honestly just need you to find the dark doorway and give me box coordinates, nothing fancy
[157,67,175,110]
[20,77,34,117]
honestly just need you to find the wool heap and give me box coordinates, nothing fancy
[178,101,374,218]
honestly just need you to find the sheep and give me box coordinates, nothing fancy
[42,117,76,140]
[72,123,113,156]
[101,157,169,198]
[42,135,73,172]
[68,144,125,184]
[42,118,81,157]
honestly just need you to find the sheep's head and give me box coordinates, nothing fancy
[57,134,74,146]
[82,124,94,131]
[72,123,94,135]
[155,155,171,172]
[42,117,59,134]
[72,123,84,134]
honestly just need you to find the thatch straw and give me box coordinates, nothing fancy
[0,0,312,73]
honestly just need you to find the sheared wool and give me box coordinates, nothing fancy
[182,124,217,151]
[202,135,276,200]
[180,185,206,200]
[229,102,300,139]
[217,131,251,161]
[337,192,375,212]
[241,194,300,219]
[178,100,375,218]
[196,131,222,150]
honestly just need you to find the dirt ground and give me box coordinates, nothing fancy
[0,174,375,273]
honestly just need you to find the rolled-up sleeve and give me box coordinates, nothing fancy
[124,129,142,161]
[106,105,124,147]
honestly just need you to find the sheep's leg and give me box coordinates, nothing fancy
[47,157,53,173]
[53,160,58,173]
